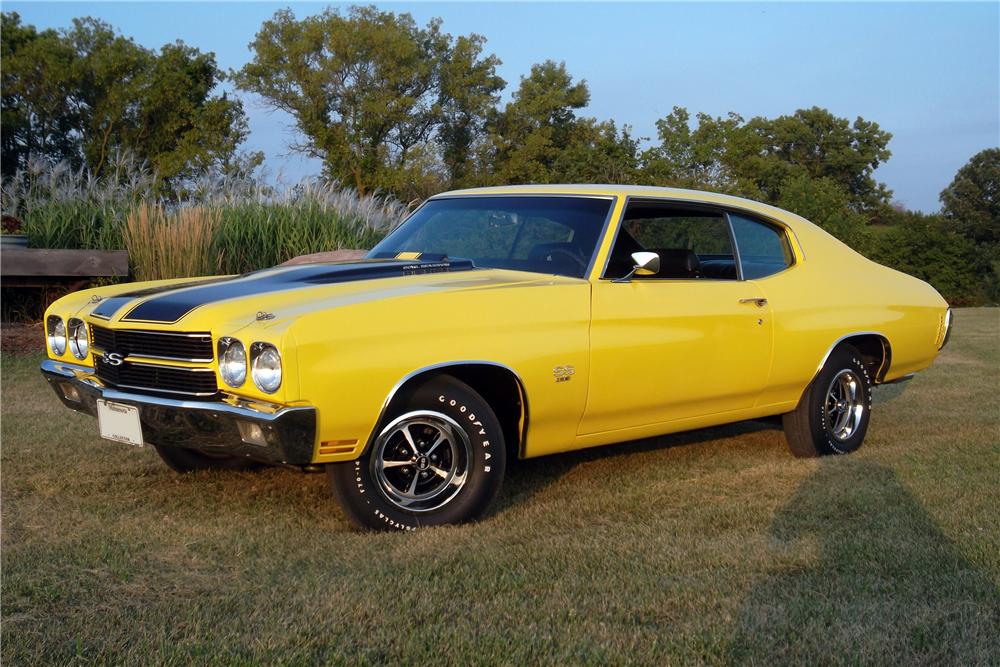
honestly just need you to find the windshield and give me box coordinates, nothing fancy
[368,196,614,278]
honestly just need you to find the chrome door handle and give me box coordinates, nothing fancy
[739,298,768,307]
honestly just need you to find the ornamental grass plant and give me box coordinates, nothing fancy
[123,205,221,282]
[1,156,408,281]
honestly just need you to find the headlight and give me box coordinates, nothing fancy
[251,342,282,393]
[217,337,246,387]
[68,318,89,360]
[46,316,66,356]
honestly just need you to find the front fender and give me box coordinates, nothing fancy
[290,279,592,462]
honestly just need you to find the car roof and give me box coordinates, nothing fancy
[430,184,800,225]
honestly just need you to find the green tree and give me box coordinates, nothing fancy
[0,12,252,185]
[940,148,1000,246]
[438,34,504,188]
[1,13,78,177]
[641,107,741,192]
[776,173,870,247]
[487,61,589,183]
[865,210,988,304]
[484,60,638,184]
[235,6,503,197]
[553,119,641,184]
[641,106,893,214]
[737,107,893,212]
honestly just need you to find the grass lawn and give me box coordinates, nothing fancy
[2,309,998,665]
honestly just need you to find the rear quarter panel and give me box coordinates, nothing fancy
[754,218,948,409]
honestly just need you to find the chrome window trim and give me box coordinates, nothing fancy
[598,195,805,281]
[599,196,742,283]
[375,193,619,281]
[364,360,530,458]
[723,211,746,281]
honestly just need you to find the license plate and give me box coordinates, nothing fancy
[96,400,144,446]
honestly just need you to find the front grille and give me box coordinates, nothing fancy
[95,360,218,397]
[90,325,214,362]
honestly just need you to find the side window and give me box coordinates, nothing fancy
[729,214,793,279]
[604,203,738,280]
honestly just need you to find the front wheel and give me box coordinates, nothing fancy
[782,345,873,457]
[328,375,506,531]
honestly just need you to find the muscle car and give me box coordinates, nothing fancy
[41,185,952,530]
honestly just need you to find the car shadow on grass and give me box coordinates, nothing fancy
[494,419,784,514]
[725,459,1000,664]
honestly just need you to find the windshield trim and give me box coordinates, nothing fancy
[378,193,619,280]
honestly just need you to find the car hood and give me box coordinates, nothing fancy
[77,258,582,332]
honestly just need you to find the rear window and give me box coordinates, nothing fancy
[729,214,793,279]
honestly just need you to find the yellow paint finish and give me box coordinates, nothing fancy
[582,279,773,435]
[44,184,949,464]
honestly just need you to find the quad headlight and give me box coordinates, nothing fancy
[68,318,89,360]
[46,315,67,356]
[217,337,247,387]
[251,342,282,393]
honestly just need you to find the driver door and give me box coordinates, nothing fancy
[579,202,773,435]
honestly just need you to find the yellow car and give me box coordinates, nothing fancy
[41,185,951,530]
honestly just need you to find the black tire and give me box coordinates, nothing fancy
[328,375,506,531]
[782,345,873,457]
[154,445,262,473]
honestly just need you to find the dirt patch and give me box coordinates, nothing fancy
[1,321,43,354]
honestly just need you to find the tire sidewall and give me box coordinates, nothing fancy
[809,347,873,455]
[329,376,506,531]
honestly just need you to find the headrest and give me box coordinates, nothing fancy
[651,248,700,278]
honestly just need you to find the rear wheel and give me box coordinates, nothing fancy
[783,345,873,457]
[154,445,261,473]
[328,375,506,531]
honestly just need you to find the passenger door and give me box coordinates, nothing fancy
[579,202,774,435]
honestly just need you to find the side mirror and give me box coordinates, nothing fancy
[614,251,660,282]
[632,251,660,276]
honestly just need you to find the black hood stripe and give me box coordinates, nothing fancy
[90,277,229,319]
[104,258,474,324]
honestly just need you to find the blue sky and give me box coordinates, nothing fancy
[7,2,999,211]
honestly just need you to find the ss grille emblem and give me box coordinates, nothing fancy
[103,352,125,366]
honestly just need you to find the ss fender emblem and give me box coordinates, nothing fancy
[553,365,575,383]
[103,352,125,366]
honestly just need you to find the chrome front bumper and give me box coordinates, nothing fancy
[40,360,316,466]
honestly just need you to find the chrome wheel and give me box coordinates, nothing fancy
[371,411,472,513]
[825,369,865,442]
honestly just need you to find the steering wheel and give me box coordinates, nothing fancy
[541,247,588,274]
